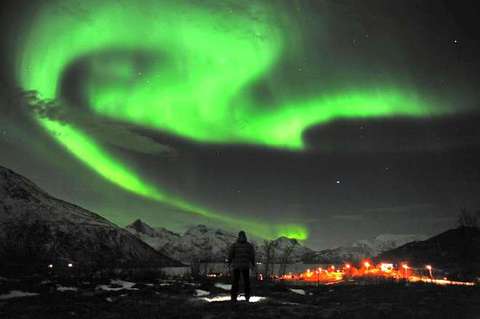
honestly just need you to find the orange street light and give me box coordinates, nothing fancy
[363,261,371,274]
[426,265,433,280]
[401,263,409,279]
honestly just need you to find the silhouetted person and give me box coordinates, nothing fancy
[227,230,255,302]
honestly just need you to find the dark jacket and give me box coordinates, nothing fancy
[228,236,255,269]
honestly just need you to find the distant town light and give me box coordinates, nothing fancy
[48,264,53,269]
[345,264,351,269]
[67,263,73,268]
[426,265,432,270]
[402,264,409,269]
[380,263,394,273]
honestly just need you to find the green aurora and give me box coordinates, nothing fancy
[15,0,452,240]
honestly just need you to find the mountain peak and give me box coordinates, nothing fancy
[184,224,224,236]
[275,236,299,245]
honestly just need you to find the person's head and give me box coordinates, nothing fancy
[238,230,247,242]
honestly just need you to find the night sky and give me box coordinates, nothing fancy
[1,0,479,249]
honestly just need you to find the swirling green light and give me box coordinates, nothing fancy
[15,0,446,240]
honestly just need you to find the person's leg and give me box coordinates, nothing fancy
[231,268,240,302]
[242,268,251,301]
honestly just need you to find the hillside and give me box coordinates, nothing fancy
[377,227,480,279]
[0,165,179,274]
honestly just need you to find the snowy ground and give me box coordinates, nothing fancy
[0,277,479,318]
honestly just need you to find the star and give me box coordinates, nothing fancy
[336,180,341,184]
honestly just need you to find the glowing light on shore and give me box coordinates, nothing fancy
[278,262,476,287]
[380,263,394,273]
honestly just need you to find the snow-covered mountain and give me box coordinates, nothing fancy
[268,236,314,262]
[0,165,179,273]
[126,220,426,265]
[127,222,237,262]
[126,219,181,257]
[352,234,428,257]
[126,221,314,263]
[305,233,427,264]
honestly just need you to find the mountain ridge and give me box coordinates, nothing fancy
[125,219,426,264]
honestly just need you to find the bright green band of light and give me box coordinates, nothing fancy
[39,118,307,239]
[15,0,449,240]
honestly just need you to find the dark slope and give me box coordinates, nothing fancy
[0,165,181,273]
[377,226,480,279]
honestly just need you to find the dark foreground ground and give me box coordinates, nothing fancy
[1,276,479,319]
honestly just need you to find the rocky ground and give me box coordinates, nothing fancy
[0,276,479,319]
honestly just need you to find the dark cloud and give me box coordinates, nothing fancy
[19,90,176,156]
[305,115,480,153]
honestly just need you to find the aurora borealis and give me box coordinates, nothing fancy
[1,0,480,247]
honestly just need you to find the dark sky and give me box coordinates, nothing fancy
[1,0,479,249]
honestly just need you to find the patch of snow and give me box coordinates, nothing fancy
[214,283,231,290]
[0,290,39,300]
[290,288,306,295]
[97,279,139,291]
[194,289,210,297]
[201,295,266,303]
[57,286,78,292]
